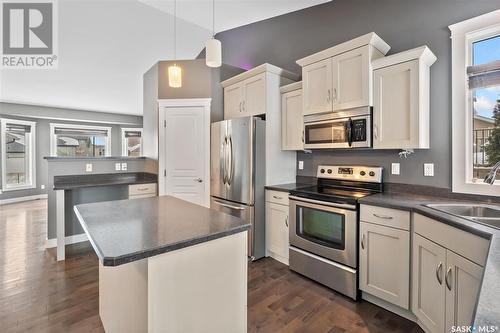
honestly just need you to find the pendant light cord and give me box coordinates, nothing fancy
[174,0,177,60]
[212,0,215,38]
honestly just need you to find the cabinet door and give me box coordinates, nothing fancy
[373,60,419,149]
[412,234,446,333]
[302,58,333,115]
[332,46,369,110]
[359,222,410,309]
[281,89,303,150]
[224,82,244,119]
[243,73,266,116]
[265,202,289,264]
[445,251,483,332]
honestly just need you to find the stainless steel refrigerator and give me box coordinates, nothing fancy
[210,116,266,260]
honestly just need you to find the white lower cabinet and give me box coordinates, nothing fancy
[359,221,410,309]
[265,190,289,265]
[412,233,484,333]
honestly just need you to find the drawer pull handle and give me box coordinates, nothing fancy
[373,213,393,220]
[436,262,443,285]
[361,234,365,250]
[273,195,283,200]
[445,267,452,291]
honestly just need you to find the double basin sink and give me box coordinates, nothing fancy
[425,203,500,230]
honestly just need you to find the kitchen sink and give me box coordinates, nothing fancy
[425,203,500,230]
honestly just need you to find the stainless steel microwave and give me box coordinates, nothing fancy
[303,107,371,149]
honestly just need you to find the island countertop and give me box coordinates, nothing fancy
[74,196,250,266]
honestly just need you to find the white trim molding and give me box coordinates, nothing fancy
[450,9,500,196]
[45,233,88,249]
[0,118,37,192]
[49,122,112,157]
[0,194,47,205]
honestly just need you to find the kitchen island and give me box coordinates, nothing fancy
[74,195,250,333]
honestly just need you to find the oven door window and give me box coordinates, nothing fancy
[297,206,345,250]
[305,121,348,144]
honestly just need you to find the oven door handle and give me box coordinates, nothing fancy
[289,196,356,210]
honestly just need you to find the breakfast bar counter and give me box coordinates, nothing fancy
[74,195,250,333]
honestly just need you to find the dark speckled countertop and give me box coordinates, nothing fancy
[265,183,312,192]
[74,195,250,266]
[359,192,500,327]
[53,172,157,190]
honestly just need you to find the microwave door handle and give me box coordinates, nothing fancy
[347,118,353,147]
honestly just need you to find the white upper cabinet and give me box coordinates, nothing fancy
[222,63,299,120]
[280,82,303,150]
[297,32,390,116]
[372,46,437,149]
[332,46,370,110]
[302,59,332,115]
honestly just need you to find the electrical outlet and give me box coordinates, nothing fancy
[298,161,304,170]
[40,184,45,190]
[85,163,93,172]
[121,162,127,171]
[391,163,400,175]
[115,163,121,171]
[424,163,434,177]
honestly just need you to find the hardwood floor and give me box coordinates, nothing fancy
[0,199,422,333]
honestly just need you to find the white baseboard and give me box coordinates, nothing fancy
[45,233,88,248]
[0,194,48,205]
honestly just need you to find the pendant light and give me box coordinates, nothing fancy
[168,0,182,88]
[205,0,221,68]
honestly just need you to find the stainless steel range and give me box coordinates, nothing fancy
[289,165,383,300]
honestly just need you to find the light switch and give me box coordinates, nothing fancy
[424,163,434,177]
[391,163,400,175]
[40,184,45,190]
[121,162,128,171]
[85,163,93,172]
[115,163,121,171]
[298,161,304,170]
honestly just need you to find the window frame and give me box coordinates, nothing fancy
[49,123,112,157]
[450,10,500,196]
[0,118,37,192]
[121,127,143,157]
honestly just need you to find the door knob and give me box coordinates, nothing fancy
[194,178,203,183]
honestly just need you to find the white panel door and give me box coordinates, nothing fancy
[359,222,410,309]
[373,60,419,149]
[302,58,333,115]
[163,106,208,206]
[445,250,483,332]
[332,46,369,110]
[265,202,289,264]
[243,73,266,116]
[224,82,244,119]
[412,233,446,333]
[281,89,303,150]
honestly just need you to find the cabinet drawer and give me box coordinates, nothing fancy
[129,183,157,196]
[413,213,489,266]
[265,190,289,206]
[360,205,410,230]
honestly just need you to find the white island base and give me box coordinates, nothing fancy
[99,232,248,333]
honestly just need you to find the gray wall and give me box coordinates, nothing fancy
[214,0,500,189]
[0,102,143,200]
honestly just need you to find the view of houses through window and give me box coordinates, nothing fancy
[121,128,142,157]
[51,124,111,157]
[471,34,500,181]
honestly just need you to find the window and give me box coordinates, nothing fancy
[1,118,36,191]
[450,10,500,196]
[121,128,143,157]
[50,123,111,157]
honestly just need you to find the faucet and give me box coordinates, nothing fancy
[484,161,500,185]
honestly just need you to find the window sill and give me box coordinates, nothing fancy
[2,184,36,192]
[452,181,500,197]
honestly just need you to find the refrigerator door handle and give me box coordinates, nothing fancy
[227,135,234,185]
[221,137,227,184]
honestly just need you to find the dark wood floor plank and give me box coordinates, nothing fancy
[0,199,422,332]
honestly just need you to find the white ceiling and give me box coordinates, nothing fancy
[139,0,330,34]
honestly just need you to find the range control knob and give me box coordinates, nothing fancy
[360,171,366,176]
[320,168,325,173]
[327,169,333,174]
[369,171,376,177]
